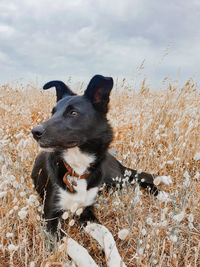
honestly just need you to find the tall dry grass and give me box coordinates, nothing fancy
[0,79,200,266]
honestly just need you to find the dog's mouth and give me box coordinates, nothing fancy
[64,141,79,149]
[39,141,79,150]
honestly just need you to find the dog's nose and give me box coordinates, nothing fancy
[31,125,45,140]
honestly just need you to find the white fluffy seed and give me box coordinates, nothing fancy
[170,235,177,243]
[62,211,69,220]
[18,209,27,220]
[194,152,200,161]
[146,217,153,225]
[6,232,14,238]
[141,228,147,236]
[173,211,185,222]
[0,191,7,198]
[118,229,129,240]
[69,219,75,227]
[8,244,18,251]
[188,214,194,223]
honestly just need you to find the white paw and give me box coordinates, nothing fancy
[154,175,172,186]
[61,236,98,267]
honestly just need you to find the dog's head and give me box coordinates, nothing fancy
[31,75,113,151]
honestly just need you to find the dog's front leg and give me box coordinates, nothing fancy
[80,207,127,266]
[46,211,62,235]
[103,153,158,195]
[85,223,127,267]
[44,203,64,240]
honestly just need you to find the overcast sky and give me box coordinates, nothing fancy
[0,0,200,89]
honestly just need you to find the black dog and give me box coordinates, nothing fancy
[31,75,158,238]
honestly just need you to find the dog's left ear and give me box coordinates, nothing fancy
[43,80,75,102]
[84,75,114,113]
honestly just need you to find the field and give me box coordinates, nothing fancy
[0,79,200,266]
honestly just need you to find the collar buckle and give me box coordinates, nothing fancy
[62,160,89,192]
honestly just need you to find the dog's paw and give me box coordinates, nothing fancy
[60,236,98,267]
[154,175,172,186]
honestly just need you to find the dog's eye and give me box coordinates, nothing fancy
[70,110,78,116]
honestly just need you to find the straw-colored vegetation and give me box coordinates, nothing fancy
[0,79,200,266]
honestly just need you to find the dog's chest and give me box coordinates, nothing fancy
[62,147,95,176]
[57,147,98,212]
[57,179,98,211]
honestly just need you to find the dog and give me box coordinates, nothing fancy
[31,75,158,238]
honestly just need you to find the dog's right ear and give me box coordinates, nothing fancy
[43,81,75,102]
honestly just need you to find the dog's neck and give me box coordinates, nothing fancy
[62,147,96,176]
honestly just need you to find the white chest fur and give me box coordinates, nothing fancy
[62,147,95,176]
[57,179,98,212]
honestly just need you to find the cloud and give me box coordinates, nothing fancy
[0,0,200,88]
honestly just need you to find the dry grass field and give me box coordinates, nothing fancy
[0,79,200,266]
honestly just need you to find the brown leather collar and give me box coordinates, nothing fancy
[62,160,89,192]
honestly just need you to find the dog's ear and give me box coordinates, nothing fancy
[43,81,75,102]
[84,75,113,113]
